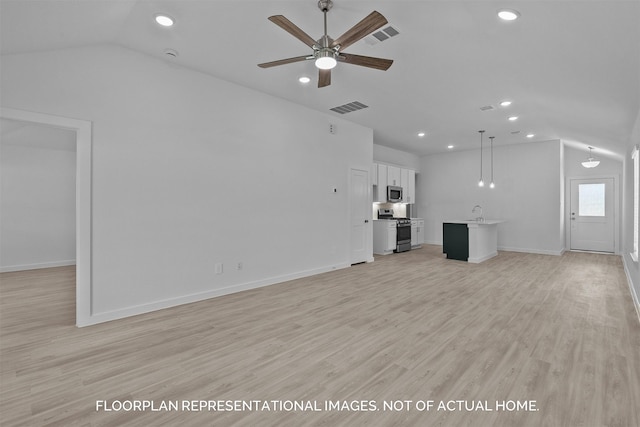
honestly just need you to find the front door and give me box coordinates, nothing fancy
[570,178,615,252]
[350,168,370,264]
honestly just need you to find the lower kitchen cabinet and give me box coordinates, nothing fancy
[373,220,397,255]
[411,218,424,248]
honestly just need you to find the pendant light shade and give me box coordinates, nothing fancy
[581,146,600,168]
[478,130,485,187]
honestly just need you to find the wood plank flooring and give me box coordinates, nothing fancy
[1,246,639,426]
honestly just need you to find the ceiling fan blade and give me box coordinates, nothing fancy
[338,53,393,71]
[318,69,331,88]
[268,15,318,49]
[258,55,311,68]
[330,11,388,51]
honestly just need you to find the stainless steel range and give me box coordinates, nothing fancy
[378,209,412,253]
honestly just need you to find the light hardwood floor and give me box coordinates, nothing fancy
[1,246,639,426]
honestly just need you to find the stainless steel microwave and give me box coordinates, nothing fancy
[387,185,403,202]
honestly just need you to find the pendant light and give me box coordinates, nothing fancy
[478,130,485,187]
[581,146,600,168]
[489,136,495,188]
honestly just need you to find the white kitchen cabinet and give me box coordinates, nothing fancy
[371,163,378,186]
[387,165,401,187]
[411,218,425,248]
[373,220,396,255]
[375,164,387,202]
[402,169,416,204]
[411,220,418,247]
[373,163,416,204]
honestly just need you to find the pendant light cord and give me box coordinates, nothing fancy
[479,130,485,184]
[490,136,494,183]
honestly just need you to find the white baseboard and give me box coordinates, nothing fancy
[79,262,351,327]
[468,251,498,264]
[622,254,640,325]
[497,246,564,256]
[0,260,76,273]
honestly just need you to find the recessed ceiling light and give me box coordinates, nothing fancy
[500,100,512,107]
[418,132,425,137]
[526,133,535,138]
[155,14,174,27]
[498,9,520,21]
[298,76,311,84]
[508,116,519,121]
[447,145,454,149]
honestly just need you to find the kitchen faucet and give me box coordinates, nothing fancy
[472,205,484,222]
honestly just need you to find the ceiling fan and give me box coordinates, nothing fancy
[258,0,394,88]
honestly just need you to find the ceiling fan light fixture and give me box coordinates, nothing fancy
[315,50,337,69]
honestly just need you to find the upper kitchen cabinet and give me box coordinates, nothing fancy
[388,165,401,187]
[375,164,388,202]
[402,169,416,204]
[371,163,378,186]
[372,163,417,204]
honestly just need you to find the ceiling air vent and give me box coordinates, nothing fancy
[479,105,494,111]
[330,101,369,114]
[365,25,400,45]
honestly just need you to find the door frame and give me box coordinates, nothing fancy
[1,107,93,326]
[348,165,374,264]
[565,174,620,254]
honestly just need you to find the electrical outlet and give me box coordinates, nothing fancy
[215,263,223,274]
[236,262,243,271]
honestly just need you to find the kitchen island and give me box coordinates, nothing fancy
[443,220,505,263]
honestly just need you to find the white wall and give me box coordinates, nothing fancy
[0,45,373,324]
[418,140,564,255]
[1,124,76,271]
[623,111,640,317]
[373,144,421,171]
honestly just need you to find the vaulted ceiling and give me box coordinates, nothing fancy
[1,0,639,159]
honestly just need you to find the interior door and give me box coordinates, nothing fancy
[570,178,614,252]
[350,168,370,264]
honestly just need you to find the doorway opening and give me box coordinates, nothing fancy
[1,107,92,326]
